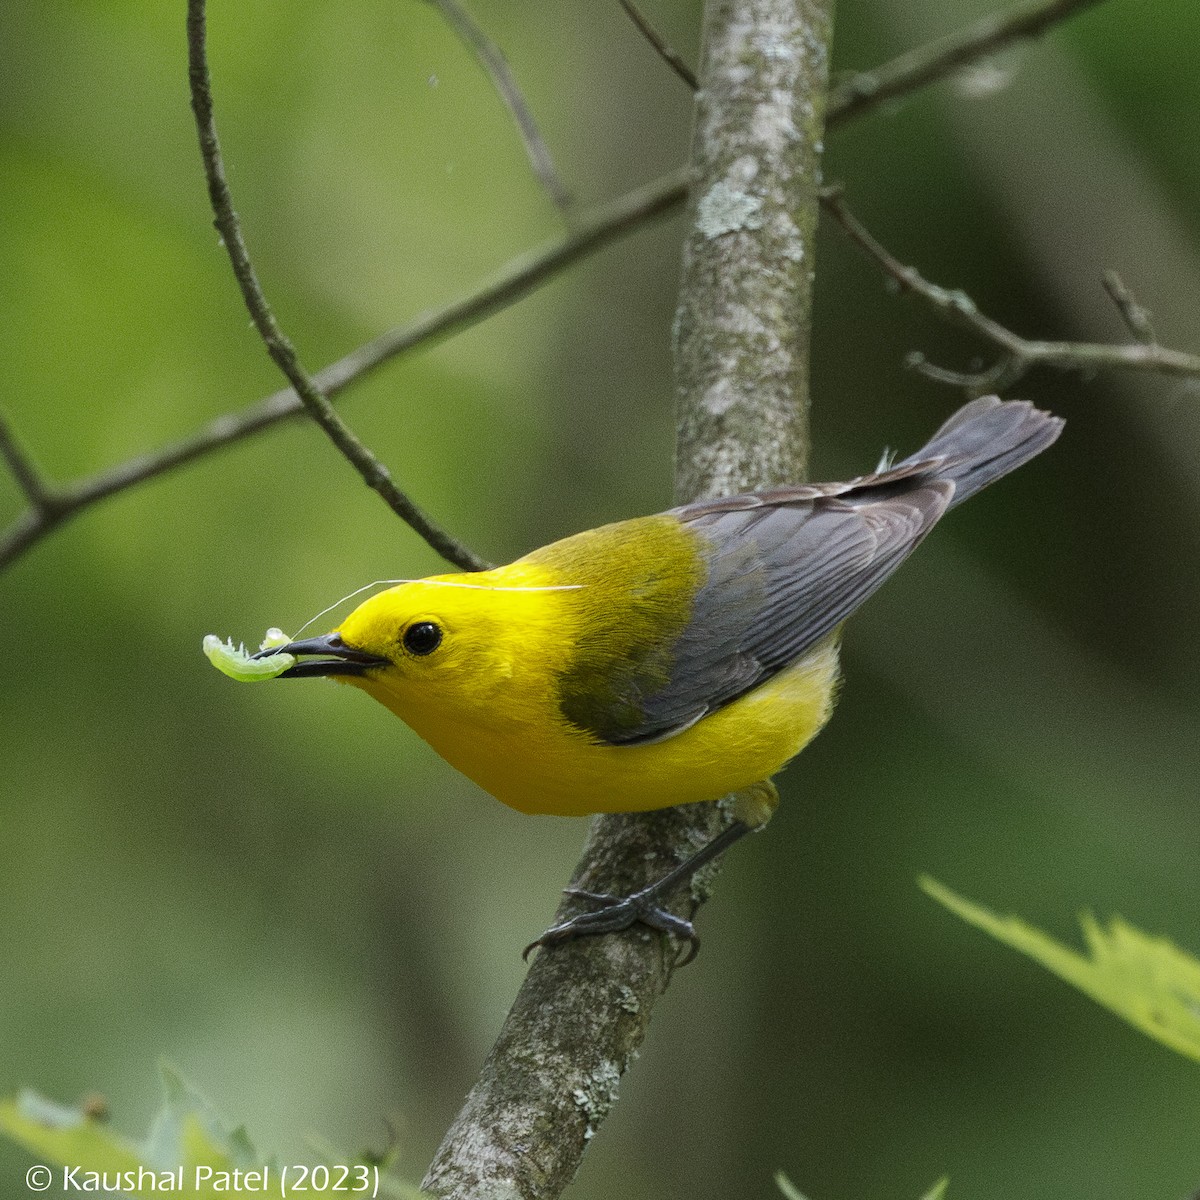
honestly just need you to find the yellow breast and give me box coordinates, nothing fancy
[346,635,840,818]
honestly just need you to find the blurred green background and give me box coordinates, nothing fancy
[3,0,1199,1196]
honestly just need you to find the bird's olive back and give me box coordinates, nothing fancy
[526,515,707,743]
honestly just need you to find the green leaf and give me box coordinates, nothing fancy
[918,1177,950,1200]
[0,1064,424,1198]
[922,876,1200,1064]
[0,1091,143,1178]
[0,1065,265,1198]
[775,1169,947,1200]
[142,1063,263,1175]
[775,1171,811,1200]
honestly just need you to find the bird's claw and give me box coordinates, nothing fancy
[522,819,757,966]
[522,886,700,966]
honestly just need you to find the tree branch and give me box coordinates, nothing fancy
[673,2,829,496]
[421,2,833,1197]
[826,0,1107,128]
[821,186,1200,392]
[428,0,572,213]
[185,0,490,572]
[1,0,1105,573]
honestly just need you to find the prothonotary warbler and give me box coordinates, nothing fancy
[251,396,1062,959]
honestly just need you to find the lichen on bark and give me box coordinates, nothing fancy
[675,0,833,503]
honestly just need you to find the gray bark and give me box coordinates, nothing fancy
[676,0,832,501]
[421,3,832,1197]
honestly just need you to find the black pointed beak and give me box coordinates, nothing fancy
[253,633,389,678]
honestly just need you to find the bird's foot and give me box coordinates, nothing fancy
[521,817,759,967]
[522,884,700,967]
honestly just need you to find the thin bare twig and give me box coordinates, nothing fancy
[827,0,1107,128]
[1,0,1110,572]
[618,0,698,90]
[185,0,490,573]
[821,186,1200,392]
[1102,269,1156,345]
[0,411,58,514]
[429,0,571,213]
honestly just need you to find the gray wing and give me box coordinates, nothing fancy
[605,471,953,745]
[599,396,1062,746]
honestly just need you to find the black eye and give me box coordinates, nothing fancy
[402,621,442,656]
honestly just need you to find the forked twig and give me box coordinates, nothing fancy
[827,0,1106,128]
[820,186,1200,392]
[1102,270,1156,345]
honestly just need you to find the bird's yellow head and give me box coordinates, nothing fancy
[269,569,584,738]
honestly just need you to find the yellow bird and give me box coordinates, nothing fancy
[259,396,1061,956]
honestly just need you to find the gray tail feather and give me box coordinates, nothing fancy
[897,395,1064,509]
